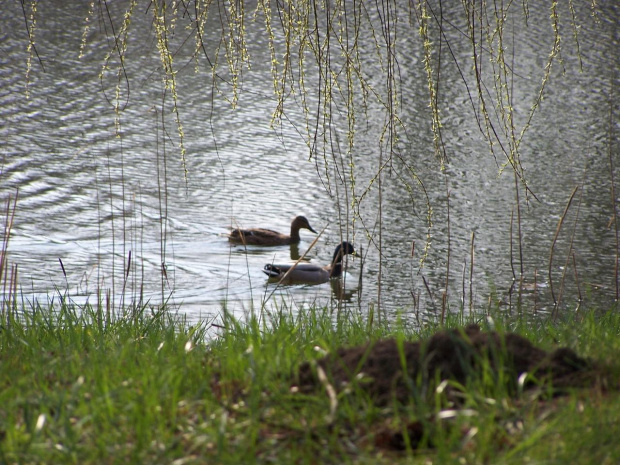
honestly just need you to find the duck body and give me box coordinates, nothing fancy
[263,241,355,285]
[228,215,317,246]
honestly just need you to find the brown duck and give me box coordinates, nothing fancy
[228,215,317,246]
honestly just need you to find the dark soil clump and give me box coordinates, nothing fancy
[297,325,595,405]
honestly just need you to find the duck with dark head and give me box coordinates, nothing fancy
[263,241,356,285]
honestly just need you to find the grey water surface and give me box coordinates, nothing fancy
[1,1,618,322]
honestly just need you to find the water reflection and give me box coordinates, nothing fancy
[230,242,308,262]
[330,278,360,304]
[262,272,359,304]
[289,243,301,261]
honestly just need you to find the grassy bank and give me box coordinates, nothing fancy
[0,301,619,464]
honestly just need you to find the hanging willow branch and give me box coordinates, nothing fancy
[22,0,596,185]
[20,0,598,309]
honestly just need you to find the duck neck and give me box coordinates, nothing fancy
[289,223,301,240]
[329,249,345,277]
[329,261,343,278]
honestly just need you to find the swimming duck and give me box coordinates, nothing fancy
[228,215,317,246]
[263,241,356,285]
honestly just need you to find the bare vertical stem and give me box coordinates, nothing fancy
[549,185,579,314]
[356,243,364,313]
[422,275,436,315]
[608,73,618,302]
[572,252,582,312]
[158,99,173,307]
[461,260,466,311]
[121,250,132,314]
[105,151,116,311]
[553,181,584,320]
[513,170,524,310]
[138,184,145,307]
[1,191,18,317]
[11,264,18,315]
[1,192,18,281]
[377,151,383,322]
[508,208,516,311]
[533,268,538,313]
[441,184,451,324]
[469,231,475,313]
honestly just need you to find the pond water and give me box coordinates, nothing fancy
[1,1,619,323]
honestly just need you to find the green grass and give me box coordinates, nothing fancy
[1,300,619,464]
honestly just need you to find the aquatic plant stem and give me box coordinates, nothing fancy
[1,191,18,316]
[549,186,579,312]
[509,208,516,310]
[470,231,475,314]
[442,183,451,325]
[608,72,618,302]
[553,179,584,319]
[513,169,524,310]
[533,268,538,313]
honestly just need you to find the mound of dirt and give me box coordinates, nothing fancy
[297,325,595,405]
